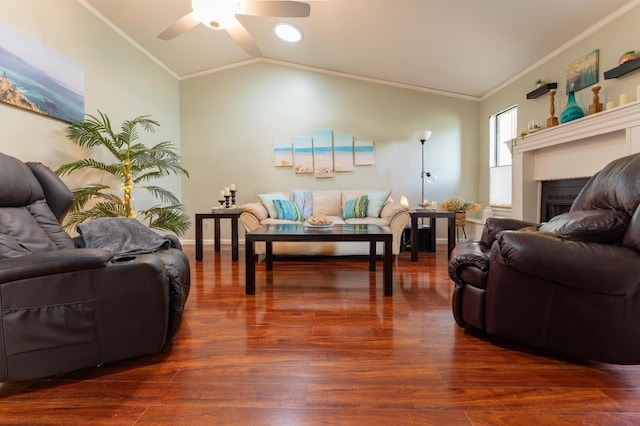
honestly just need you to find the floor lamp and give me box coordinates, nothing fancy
[417,130,435,207]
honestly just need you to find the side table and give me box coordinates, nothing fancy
[195,209,241,261]
[409,210,456,261]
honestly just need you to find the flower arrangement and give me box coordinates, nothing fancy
[439,196,481,214]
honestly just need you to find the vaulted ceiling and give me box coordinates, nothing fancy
[81,0,635,98]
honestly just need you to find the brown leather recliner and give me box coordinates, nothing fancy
[449,152,640,364]
[0,152,190,381]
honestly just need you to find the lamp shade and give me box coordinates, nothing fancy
[416,130,432,142]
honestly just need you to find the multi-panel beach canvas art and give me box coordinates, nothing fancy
[0,22,84,123]
[274,130,374,178]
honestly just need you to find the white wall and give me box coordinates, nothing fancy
[0,0,181,222]
[180,62,480,240]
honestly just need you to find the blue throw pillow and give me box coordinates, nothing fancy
[342,195,369,219]
[273,199,302,221]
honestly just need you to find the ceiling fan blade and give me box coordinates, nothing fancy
[158,12,201,40]
[242,1,310,18]
[226,20,263,57]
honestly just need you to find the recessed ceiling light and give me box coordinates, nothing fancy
[274,23,303,43]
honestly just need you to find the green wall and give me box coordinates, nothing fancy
[0,0,181,221]
[180,62,480,240]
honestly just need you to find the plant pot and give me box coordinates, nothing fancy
[455,212,466,227]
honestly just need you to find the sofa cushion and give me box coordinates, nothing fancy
[367,191,391,217]
[258,193,287,218]
[342,195,368,219]
[539,209,630,244]
[313,190,342,217]
[273,199,302,222]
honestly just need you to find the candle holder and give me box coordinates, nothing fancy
[218,199,225,209]
[230,189,237,207]
[588,85,603,115]
[224,195,231,208]
[547,89,558,128]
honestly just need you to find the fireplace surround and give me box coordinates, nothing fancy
[512,101,640,222]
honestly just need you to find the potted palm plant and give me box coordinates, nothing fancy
[56,111,190,236]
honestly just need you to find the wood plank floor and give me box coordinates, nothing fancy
[2,243,640,425]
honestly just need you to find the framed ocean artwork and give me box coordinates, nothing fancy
[313,129,334,178]
[566,50,599,93]
[334,134,354,172]
[354,140,375,165]
[293,136,313,174]
[0,22,84,123]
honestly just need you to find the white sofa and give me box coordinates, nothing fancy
[240,189,410,256]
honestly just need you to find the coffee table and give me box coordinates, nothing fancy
[245,224,393,295]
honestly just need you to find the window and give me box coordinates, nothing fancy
[489,105,517,207]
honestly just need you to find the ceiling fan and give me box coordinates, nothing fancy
[158,0,315,57]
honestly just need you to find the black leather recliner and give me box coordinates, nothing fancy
[449,152,640,364]
[0,152,190,381]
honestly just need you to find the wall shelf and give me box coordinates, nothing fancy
[526,83,558,99]
[604,57,640,79]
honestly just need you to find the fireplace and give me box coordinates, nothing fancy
[511,101,640,222]
[539,178,589,222]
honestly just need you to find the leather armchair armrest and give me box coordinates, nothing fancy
[449,239,491,289]
[481,217,539,247]
[493,231,640,296]
[0,248,112,283]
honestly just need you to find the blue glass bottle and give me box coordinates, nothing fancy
[560,91,584,123]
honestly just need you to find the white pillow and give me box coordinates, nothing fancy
[258,193,287,218]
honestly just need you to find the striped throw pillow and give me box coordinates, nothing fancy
[273,199,302,221]
[342,195,369,219]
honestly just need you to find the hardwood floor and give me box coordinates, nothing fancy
[2,243,640,425]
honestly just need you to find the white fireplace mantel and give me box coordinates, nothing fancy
[512,101,640,221]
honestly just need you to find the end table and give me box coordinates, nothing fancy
[195,209,242,261]
[409,210,456,261]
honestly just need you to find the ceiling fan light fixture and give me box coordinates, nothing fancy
[192,0,242,30]
[274,23,303,43]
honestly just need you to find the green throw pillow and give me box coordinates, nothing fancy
[342,195,369,219]
[273,199,302,221]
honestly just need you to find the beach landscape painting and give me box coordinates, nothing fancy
[313,129,334,178]
[334,134,354,172]
[293,136,313,174]
[274,142,293,167]
[0,22,84,123]
[354,140,375,165]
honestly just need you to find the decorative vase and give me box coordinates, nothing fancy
[560,91,584,123]
[455,212,466,227]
